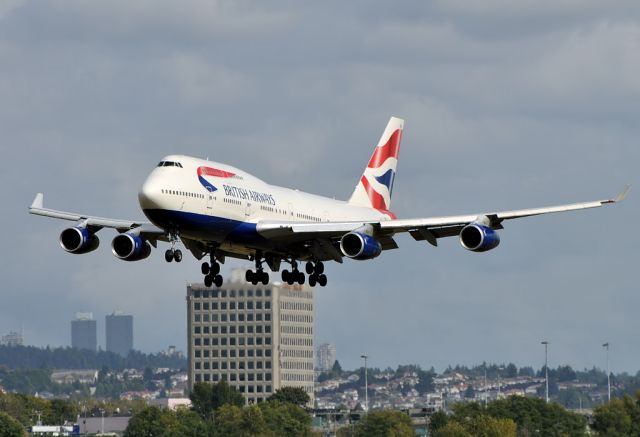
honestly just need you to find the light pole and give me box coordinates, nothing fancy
[603,342,611,402]
[484,364,488,407]
[497,367,504,399]
[360,355,369,412]
[541,341,549,403]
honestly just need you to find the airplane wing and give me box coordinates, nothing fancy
[256,186,630,247]
[28,193,166,238]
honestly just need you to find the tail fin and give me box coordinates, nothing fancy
[348,116,404,215]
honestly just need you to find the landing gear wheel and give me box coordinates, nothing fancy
[201,262,210,275]
[282,270,290,282]
[204,274,213,287]
[317,274,327,287]
[165,249,174,262]
[214,275,223,287]
[297,271,305,285]
[315,261,324,275]
[309,275,317,287]
[174,249,182,262]
[210,262,220,275]
[305,262,314,275]
[246,270,254,283]
[261,271,269,285]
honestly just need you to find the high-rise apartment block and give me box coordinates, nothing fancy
[187,272,314,405]
[0,331,23,347]
[316,343,337,372]
[106,311,133,357]
[71,312,97,351]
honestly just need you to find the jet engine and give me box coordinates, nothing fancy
[459,224,500,252]
[340,232,382,260]
[59,227,100,254]
[111,233,152,261]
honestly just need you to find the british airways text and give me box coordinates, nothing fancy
[223,185,276,206]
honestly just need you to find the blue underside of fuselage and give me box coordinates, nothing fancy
[142,208,266,246]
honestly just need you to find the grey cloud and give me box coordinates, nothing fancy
[1,0,638,372]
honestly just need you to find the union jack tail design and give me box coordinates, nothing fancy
[348,117,404,218]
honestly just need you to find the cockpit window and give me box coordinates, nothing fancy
[157,161,183,168]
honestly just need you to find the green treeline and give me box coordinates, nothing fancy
[2,387,640,437]
[0,345,186,371]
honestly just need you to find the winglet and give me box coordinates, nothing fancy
[31,193,44,209]
[614,185,631,203]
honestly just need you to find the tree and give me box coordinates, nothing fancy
[0,411,26,437]
[268,387,310,407]
[433,421,472,437]
[428,410,449,435]
[189,381,244,420]
[486,396,586,437]
[592,392,640,436]
[416,368,436,394]
[212,404,269,437]
[123,406,180,437]
[259,401,312,437]
[505,363,518,378]
[465,415,516,437]
[332,360,342,373]
[189,382,215,419]
[352,410,413,437]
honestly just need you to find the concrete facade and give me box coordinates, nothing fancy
[106,311,133,357]
[71,313,97,351]
[187,277,314,405]
[317,343,337,372]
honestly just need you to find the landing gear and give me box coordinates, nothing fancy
[282,261,305,285]
[202,250,223,288]
[164,248,182,263]
[307,261,327,287]
[246,256,269,285]
[164,229,182,263]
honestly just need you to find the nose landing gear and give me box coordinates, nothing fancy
[164,230,182,263]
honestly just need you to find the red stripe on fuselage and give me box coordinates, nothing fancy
[367,129,402,169]
[197,166,236,178]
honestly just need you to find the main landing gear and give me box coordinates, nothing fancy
[246,257,269,285]
[281,260,327,287]
[306,261,327,287]
[202,252,223,288]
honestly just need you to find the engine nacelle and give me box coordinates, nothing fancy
[111,233,152,261]
[460,224,500,252]
[340,232,382,260]
[59,227,100,254]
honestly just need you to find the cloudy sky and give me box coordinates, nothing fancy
[1,0,638,373]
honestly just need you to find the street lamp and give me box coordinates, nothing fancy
[603,342,611,402]
[483,364,488,408]
[541,341,549,403]
[360,355,369,412]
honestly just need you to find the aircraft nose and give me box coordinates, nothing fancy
[138,176,159,210]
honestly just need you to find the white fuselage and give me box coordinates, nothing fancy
[138,155,386,254]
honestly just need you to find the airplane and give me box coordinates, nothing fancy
[29,117,629,288]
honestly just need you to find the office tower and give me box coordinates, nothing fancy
[106,311,133,357]
[317,343,337,372]
[187,271,314,405]
[71,312,97,351]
